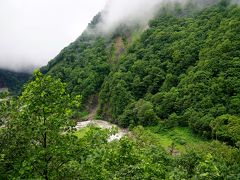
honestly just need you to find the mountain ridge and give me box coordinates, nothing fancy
[1,0,240,179]
[39,0,240,146]
[0,68,31,94]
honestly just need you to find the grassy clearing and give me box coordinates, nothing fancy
[74,127,91,139]
[145,126,209,152]
[74,123,209,153]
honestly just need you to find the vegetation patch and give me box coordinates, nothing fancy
[74,127,91,139]
[145,126,208,152]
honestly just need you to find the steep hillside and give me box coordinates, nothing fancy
[99,1,240,145]
[42,0,240,145]
[41,13,135,104]
[0,69,31,94]
[1,0,240,179]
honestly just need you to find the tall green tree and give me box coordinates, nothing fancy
[0,71,81,179]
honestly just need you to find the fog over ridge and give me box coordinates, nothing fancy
[98,0,187,33]
[96,0,240,34]
[1,0,239,72]
[0,0,107,72]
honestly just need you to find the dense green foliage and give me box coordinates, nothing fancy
[2,108,240,179]
[0,72,81,179]
[1,0,239,179]
[45,38,109,102]
[41,0,240,145]
[41,14,110,103]
[1,75,239,178]
[99,2,240,145]
[0,69,30,94]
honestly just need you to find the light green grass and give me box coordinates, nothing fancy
[145,126,208,152]
[74,124,208,153]
[74,127,91,139]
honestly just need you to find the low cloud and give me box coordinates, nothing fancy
[0,0,106,72]
[98,0,187,33]
[97,0,239,34]
[1,0,239,72]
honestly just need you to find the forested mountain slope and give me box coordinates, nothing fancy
[99,1,240,145]
[43,0,240,145]
[1,0,240,179]
[41,14,110,102]
[0,69,31,94]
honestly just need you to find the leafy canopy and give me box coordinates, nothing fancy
[0,71,81,179]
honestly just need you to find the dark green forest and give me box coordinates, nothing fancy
[0,69,30,94]
[1,0,240,179]
[99,0,240,145]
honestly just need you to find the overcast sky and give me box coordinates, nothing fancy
[0,0,107,72]
[2,0,236,72]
